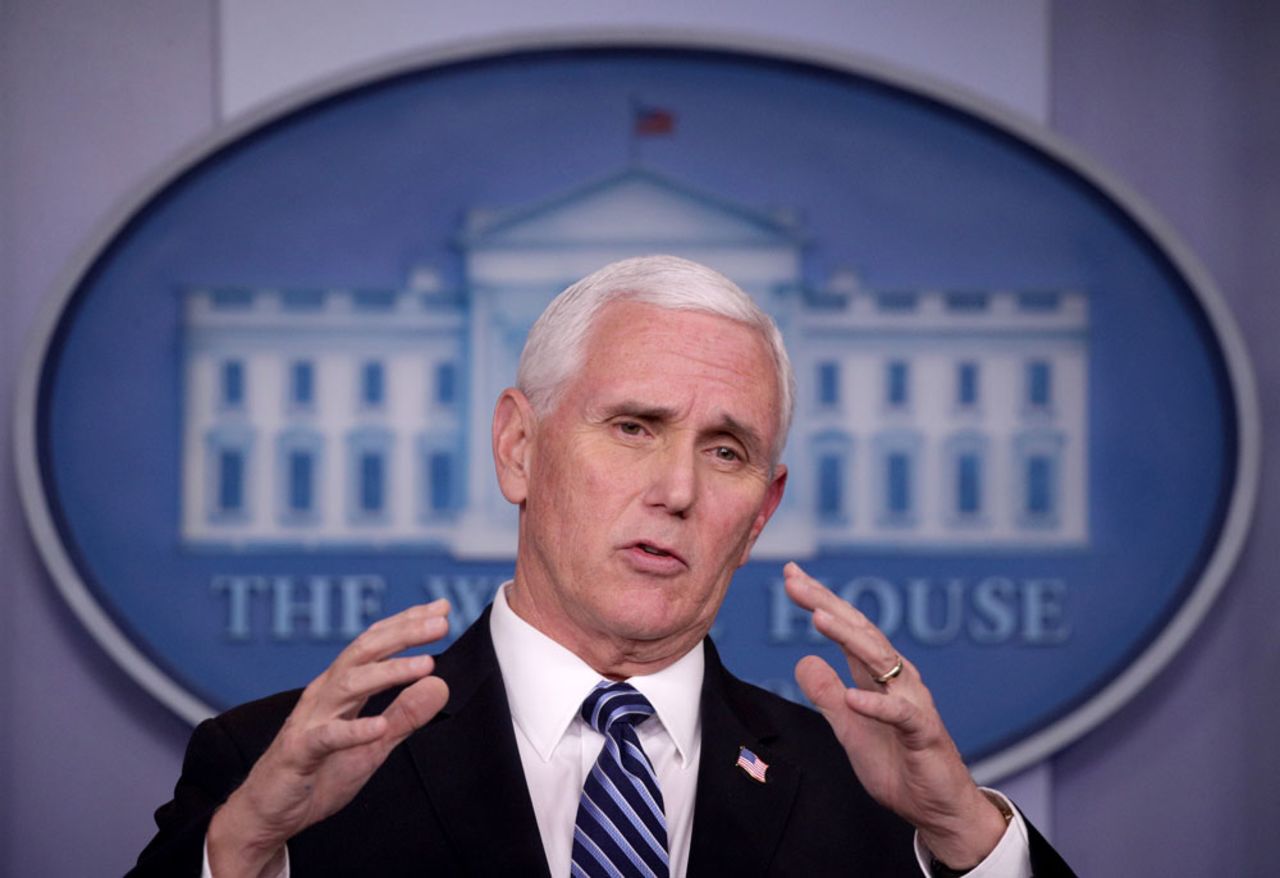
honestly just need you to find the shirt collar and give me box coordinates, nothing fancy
[489,582,704,767]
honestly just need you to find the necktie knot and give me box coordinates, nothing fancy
[580,681,656,735]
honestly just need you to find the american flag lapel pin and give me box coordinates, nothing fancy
[735,746,769,783]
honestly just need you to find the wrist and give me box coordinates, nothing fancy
[207,793,288,878]
[918,789,1012,870]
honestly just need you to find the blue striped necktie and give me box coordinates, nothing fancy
[571,681,670,878]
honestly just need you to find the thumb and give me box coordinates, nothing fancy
[795,655,849,721]
[383,676,450,742]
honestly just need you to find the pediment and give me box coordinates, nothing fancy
[462,169,802,247]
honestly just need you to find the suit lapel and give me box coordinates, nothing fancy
[687,641,801,875]
[403,609,551,877]
[398,618,810,876]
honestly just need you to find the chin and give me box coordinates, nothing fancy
[603,604,707,646]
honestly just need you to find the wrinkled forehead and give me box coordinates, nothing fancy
[572,300,785,453]
[580,299,776,376]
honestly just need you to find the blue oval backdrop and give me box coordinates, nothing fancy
[20,40,1256,780]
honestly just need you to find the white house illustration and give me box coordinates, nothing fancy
[180,168,1088,556]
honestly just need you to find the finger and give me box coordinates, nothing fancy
[842,686,917,730]
[798,655,934,755]
[319,654,438,715]
[300,604,449,717]
[844,686,946,755]
[335,600,451,669]
[811,608,911,691]
[294,715,390,768]
[784,562,885,641]
[380,675,449,741]
[782,561,851,614]
[796,653,919,732]
[785,563,900,687]
[794,654,850,717]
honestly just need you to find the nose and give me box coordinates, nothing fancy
[643,442,697,517]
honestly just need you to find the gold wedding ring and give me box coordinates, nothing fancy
[872,656,904,685]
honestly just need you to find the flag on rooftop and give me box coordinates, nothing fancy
[633,103,676,136]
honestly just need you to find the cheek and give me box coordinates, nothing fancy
[706,488,768,539]
[550,465,621,554]
[574,448,644,509]
[531,442,590,508]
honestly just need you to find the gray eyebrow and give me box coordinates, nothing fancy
[602,401,767,462]
[713,414,767,462]
[600,401,681,423]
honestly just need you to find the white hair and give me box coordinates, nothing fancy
[516,255,796,461]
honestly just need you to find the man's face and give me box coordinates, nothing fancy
[500,299,787,673]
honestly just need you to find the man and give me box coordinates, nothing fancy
[131,256,1073,877]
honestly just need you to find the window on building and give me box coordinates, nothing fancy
[347,429,391,523]
[221,360,245,408]
[956,452,982,516]
[435,362,457,407]
[217,448,245,513]
[1026,455,1053,518]
[1027,360,1053,409]
[944,433,987,526]
[287,449,314,514]
[810,432,853,526]
[211,288,253,309]
[817,361,840,408]
[886,452,912,517]
[876,291,918,312]
[429,451,453,513]
[817,454,843,520]
[956,362,979,408]
[1017,291,1060,312]
[1014,431,1063,528]
[361,361,385,407]
[885,360,910,408]
[353,289,396,310]
[281,289,324,310]
[359,451,384,514]
[945,291,989,312]
[418,435,462,519]
[206,427,254,523]
[873,431,920,527]
[277,430,322,524]
[290,361,314,409]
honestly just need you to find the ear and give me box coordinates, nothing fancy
[737,464,787,567]
[492,387,537,505]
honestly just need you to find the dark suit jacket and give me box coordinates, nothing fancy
[130,610,1074,876]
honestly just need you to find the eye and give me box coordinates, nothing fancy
[712,445,741,463]
[616,420,646,437]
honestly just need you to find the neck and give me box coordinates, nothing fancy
[504,577,702,679]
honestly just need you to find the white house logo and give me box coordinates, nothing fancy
[16,39,1257,781]
[182,167,1088,559]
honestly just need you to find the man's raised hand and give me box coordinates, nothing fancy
[784,563,1008,870]
[206,599,453,878]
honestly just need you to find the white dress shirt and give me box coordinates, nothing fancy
[205,584,1032,877]
[489,584,1032,878]
[489,581,704,877]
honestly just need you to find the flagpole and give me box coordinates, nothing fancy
[629,99,675,167]
[628,96,640,167]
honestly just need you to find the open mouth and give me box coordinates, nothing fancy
[628,541,686,568]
